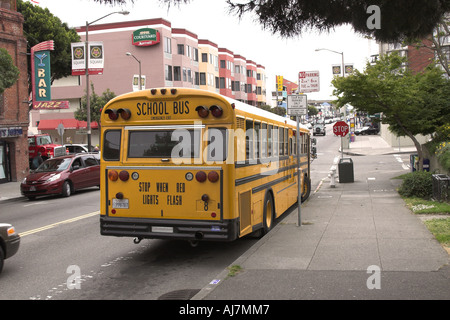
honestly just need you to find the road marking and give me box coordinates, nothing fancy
[19,211,99,237]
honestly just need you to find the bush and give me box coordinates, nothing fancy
[398,171,433,199]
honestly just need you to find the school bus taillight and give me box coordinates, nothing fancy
[209,105,223,117]
[119,170,129,181]
[116,192,124,199]
[108,170,118,181]
[195,171,207,182]
[195,106,209,118]
[208,171,219,182]
[118,108,131,120]
[105,109,118,120]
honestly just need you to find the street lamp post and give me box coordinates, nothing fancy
[85,10,129,151]
[126,52,142,90]
[315,48,345,77]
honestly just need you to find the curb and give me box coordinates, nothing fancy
[190,210,290,300]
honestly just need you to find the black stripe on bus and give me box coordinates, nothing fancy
[251,175,292,194]
[234,164,296,187]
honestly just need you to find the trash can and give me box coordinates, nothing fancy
[338,158,354,183]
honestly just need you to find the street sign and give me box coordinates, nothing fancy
[57,123,65,136]
[287,94,307,116]
[298,71,320,93]
[333,121,349,137]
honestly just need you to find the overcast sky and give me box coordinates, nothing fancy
[36,0,379,103]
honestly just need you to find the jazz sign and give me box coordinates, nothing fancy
[31,40,69,109]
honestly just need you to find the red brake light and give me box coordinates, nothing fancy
[108,170,118,181]
[196,171,207,182]
[208,171,219,182]
[161,89,167,95]
[118,108,131,120]
[151,89,157,95]
[105,109,118,120]
[171,89,177,95]
[119,170,129,181]
[210,105,223,117]
[196,106,209,118]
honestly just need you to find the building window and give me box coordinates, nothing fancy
[235,65,240,74]
[165,65,173,81]
[195,72,199,85]
[220,60,226,69]
[202,53,208,63]
[177,44,184,55]
[164,37,172,54]
[183,67,187,81]
[200,72,206,85]
[193,48,199,62]
[174,66,181,81]
[186,45,191,58]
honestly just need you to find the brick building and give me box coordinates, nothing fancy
[0,0,29,184]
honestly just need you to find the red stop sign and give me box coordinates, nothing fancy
[333,121,349,137]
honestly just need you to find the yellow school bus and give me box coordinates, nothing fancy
[100,88,311,243]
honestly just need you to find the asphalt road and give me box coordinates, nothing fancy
[0,189,258,299]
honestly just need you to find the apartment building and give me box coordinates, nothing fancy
[34,18,267,146]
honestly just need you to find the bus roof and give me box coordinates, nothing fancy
[221,95,307,131]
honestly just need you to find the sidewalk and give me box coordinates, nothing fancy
[342,134,416,156]
[193,134,449,300]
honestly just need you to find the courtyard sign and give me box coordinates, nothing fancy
[132,28,160,47]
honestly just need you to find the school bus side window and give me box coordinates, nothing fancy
[103,130,121,161]
[254,122,261,159]
[246,120,254,160]
[207,128,228,162]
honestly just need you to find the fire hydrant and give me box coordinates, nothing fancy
[329,166,337,188]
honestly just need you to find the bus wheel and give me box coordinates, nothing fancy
[301,176,311,203]
[263,192,274,233]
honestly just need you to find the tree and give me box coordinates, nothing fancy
[92,0,450,42]
[17,0,80,84]
[407,14,450,77]
[75,84,116,125]
[308,105,318,118]
[332,52,450,170]
[0,48,20,95]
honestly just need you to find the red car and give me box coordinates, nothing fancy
[21,153,100,200]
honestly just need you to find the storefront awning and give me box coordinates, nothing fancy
[37,119,99,130]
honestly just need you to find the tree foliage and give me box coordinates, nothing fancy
[0,48,20,95]
[332,52,450,170]
[17,0,80,84]
[92,0,450,42]
[75,84,116,125]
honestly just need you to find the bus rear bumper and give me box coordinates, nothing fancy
[100,216,239,242]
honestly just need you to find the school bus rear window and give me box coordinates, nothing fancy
[128,130,200,158]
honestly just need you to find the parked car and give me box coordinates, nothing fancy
[64,144,89,154]
[355,126,379,135]
[0,223,20,274]
[20,153,100,200]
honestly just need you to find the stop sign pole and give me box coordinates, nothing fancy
[333,121,349,159]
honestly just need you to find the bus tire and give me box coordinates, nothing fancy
[301,175,311,203]
[263,191,275,234]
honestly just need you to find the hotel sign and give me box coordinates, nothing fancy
[132,28,160,47]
